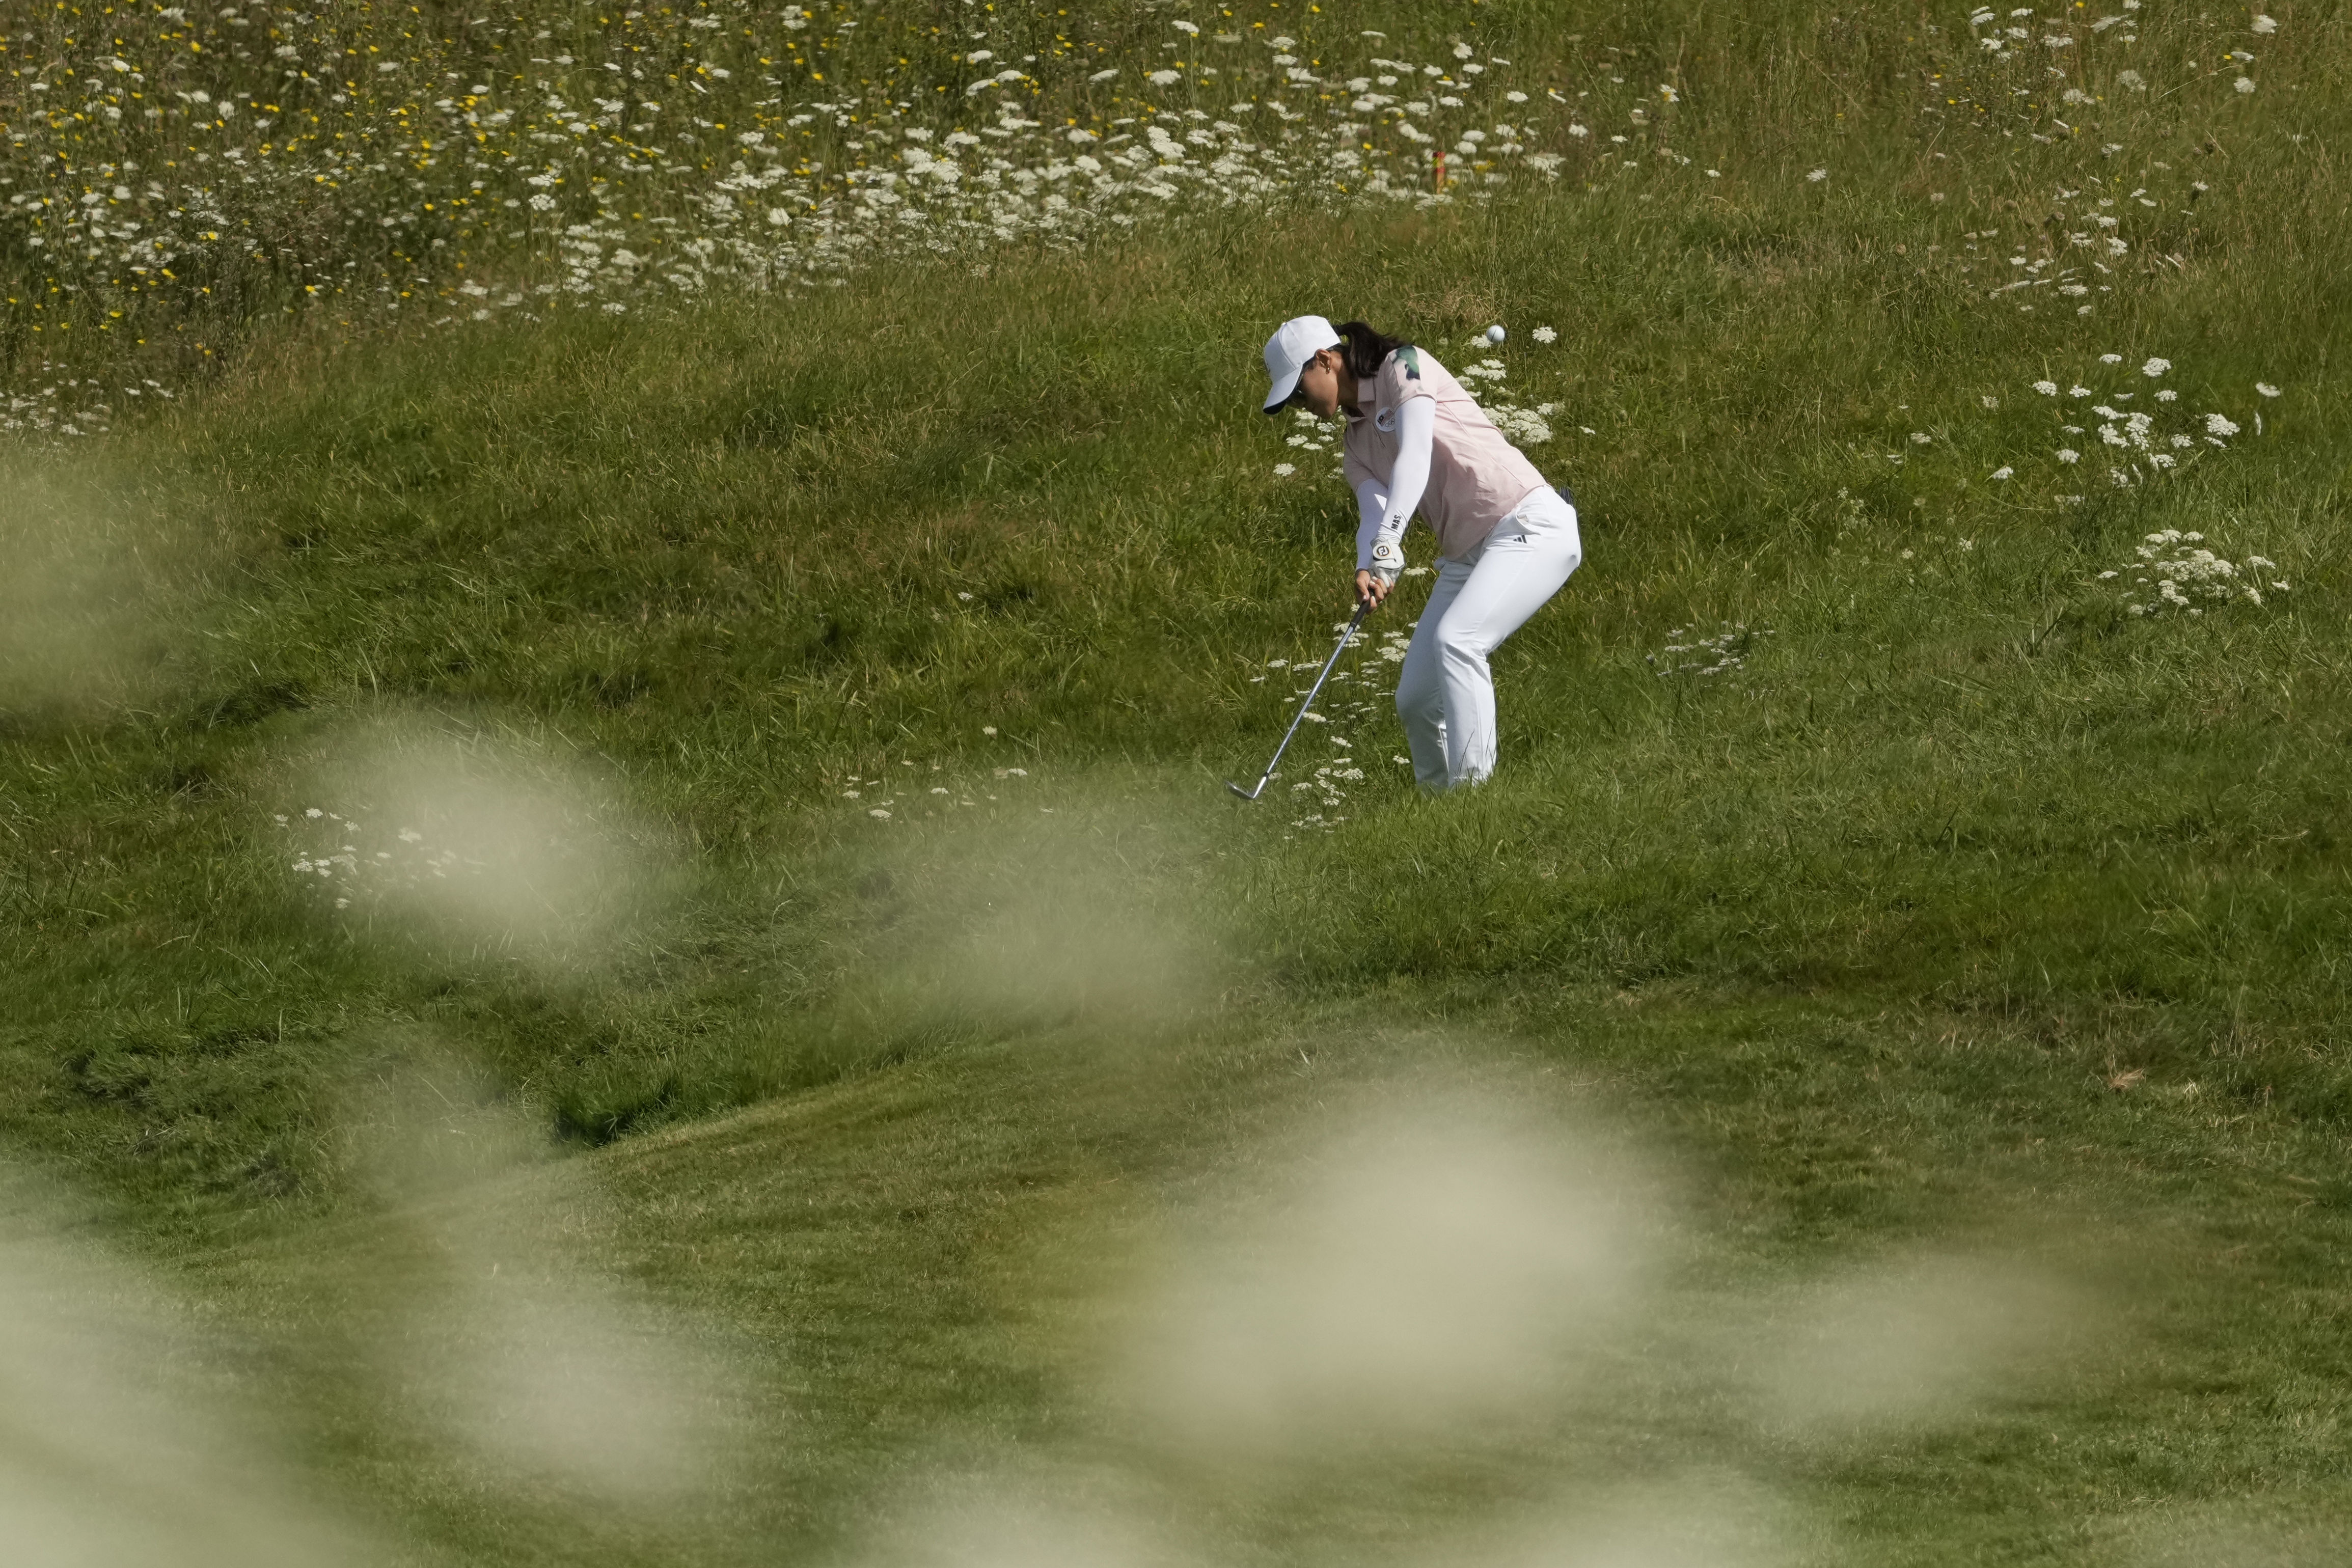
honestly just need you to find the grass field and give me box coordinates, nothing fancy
[6,2,2351,1564]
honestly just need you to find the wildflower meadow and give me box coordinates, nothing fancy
[4,2,2350,1565]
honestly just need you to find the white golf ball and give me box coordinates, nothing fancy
[1485,324,1507,345]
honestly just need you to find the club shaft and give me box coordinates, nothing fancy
[1245,602,1369,796]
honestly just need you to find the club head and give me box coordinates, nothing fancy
[1225,780,1263,802]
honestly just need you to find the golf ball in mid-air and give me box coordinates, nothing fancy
[1485,324,1507,344]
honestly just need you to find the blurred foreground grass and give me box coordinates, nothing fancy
[5,0,2351,1562]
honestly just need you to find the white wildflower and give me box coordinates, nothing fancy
[2142,357,2171,378]
[1272,462,1297,477]
[2256,382,2281,397]
[1532,325,1558,344]
[2033,380,2059,396]
[1807,167,1828,182]
[2204,413,2240,437]
[2057,448,2081,463]
[2234,76,2256,93]
[1990,466,2014,480]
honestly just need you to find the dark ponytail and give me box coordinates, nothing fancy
[1333,320,1412,380]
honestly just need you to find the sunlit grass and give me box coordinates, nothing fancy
[4,1,2351,1563]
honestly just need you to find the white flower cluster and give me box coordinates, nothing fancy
[1255,621,1417,833]
[1450,348,1560,446]
[1276,406,1347,478]
[842,759,1022,819]
[1486,402,1557,446]
[1290,757,1368,814]
[1647,623,1772,678]
[275,807,468,912]
[2097,530,2288,618]
[0,371,178,436]
[2013,361,2269,487]
[2,7,1562,425]
[1936,17,2288,327]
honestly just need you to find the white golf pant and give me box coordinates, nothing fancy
[1394,486,1581,791]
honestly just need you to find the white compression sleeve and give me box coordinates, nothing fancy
[1353,479,1392,574]
[1364,396,1435,578]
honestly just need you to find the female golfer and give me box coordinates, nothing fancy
[1261,315,1581,792]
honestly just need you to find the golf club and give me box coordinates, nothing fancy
[1227,600,1372,801]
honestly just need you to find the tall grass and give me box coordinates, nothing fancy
[0,0,2342,1247]
[13,1,2331,408]
[6,5,2352,1562]
[3,0,1574,403]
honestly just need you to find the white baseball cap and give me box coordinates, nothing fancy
[1261,314,1342,415]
